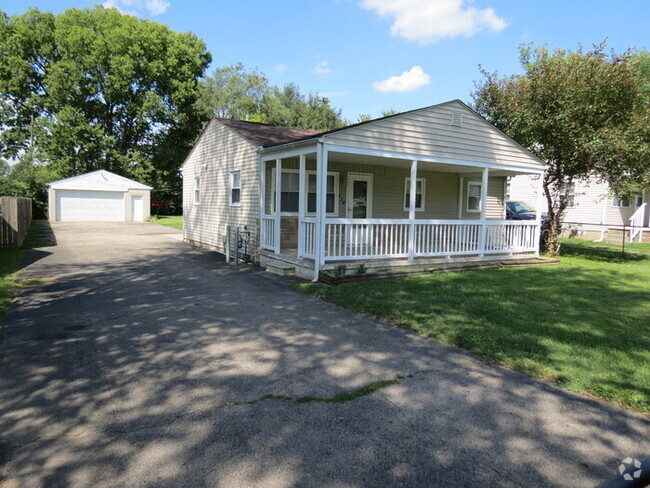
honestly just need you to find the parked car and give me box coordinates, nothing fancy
[506,201,547,222]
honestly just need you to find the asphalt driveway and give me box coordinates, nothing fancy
[0,222,647,487]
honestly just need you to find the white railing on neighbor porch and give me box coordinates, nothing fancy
[261,215,276,251]
[630,203,646,243]
[310,219,538,261]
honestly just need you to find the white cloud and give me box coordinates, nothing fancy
[361,0,507,44]
[275,64,288,73]
[373,66,431,93]
[144,0,170,15]
[102,0,170,17]
[317,91,348,98]
[314,61,333,74]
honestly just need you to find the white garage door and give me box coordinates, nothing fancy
[56,190,125,222]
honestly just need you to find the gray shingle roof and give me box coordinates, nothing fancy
[217,118,319,148]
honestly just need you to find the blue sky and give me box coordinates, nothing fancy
[3,0,649,121]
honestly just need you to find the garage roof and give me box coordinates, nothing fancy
[47,170,152,192]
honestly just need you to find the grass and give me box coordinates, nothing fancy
[150,215,182,230]
[0,250,24,320]
[296,248,650,415]
[560,237,650,254]
[0,220,56,325]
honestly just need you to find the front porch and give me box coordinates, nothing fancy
[259,142,545,281]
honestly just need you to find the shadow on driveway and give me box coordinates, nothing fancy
[0,223,647,487]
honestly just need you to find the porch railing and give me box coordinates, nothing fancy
[299,217,317,258]
[310,219,538,261]
[260,214,276,251]
[630,203,646,243]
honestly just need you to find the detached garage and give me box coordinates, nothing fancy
[47,170,152,222]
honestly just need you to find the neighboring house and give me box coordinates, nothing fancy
[182,100,546,280]
[47,170,152,222]
[508,175,649,242]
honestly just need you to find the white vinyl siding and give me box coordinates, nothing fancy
[509,175,647,229]
[182,119,260,259]
[323,100,543,171]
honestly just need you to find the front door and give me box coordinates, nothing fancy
[346,174,373,249]
[346,174,373,218]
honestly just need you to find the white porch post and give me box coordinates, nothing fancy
[274,158,282,254]
[297,154,306,257]
[478,167,489,256]
[259,158,266,250]
[534,174,544,255]
[599,191,608,241]
[407,160,418,260]
[312,142,328,282]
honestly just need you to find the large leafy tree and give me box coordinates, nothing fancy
[0,6,211,214]
[473,42,650,252]
[198,64,346,131]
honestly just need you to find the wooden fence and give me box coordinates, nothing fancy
[0,197,32,251]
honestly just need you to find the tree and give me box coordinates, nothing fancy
[198,64,345,131]
[473,42,650,252]
[0,6,211,213]
[196,63,268,120]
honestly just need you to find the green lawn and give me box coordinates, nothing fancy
[560,237,650,254]
[0,250,24,320]
[0,221,56,324]
[151,215,182,230]
[297,249,650,414]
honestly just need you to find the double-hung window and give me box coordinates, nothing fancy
[403,178,425,211]
[230,171,241,206]
[612,195,630,207]
[271,170,338,215]
[307,172,337,215]
[272,169,300,213]
[193,176,200,205]
[467,181,482,212]
[560,182,576,207]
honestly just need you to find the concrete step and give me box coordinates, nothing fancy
[265,262,296,277]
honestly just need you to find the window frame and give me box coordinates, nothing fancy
[193,176,201,205]
[230,170,241,207]
[560,182,576,207]
[635,194,643,207]
[466,181,482,213]
[612,195,630,208]
[403,177,426,212]
[270,168,339,216]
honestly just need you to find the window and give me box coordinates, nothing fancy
[467,182,482,212]
[307,172,338,215]
[635,194,643,207]
[271,169,300,213]
[612,195,630,207]
[560,182,576,207]
[230,171,241,206]
[403,178,425,211]
[193,176,200,205]
[271,169,339,215]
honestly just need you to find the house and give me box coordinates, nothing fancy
[47,170,152,222]
[182,100,546,280]
[508,175,649,243]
